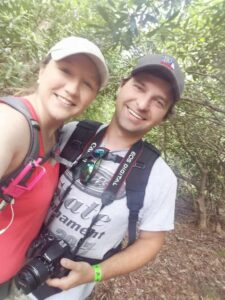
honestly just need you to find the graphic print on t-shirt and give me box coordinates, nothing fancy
[46,159,129,259]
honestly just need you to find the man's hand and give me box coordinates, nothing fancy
[46,230,165,290]
[46,259,94,290]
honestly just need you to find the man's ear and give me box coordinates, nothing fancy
[116,77,129,98]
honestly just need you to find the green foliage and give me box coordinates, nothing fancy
[0,0,79,92]
[217,250,225,258]
[152,0,225,227]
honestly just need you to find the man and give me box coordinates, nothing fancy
[25,53,184,300]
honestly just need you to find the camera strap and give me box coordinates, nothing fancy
[47,140,144,258]
[44,126,108,228]
[71,141,144,259]
[31,130,160,300]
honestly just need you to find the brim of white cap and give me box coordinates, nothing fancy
[50,49,109,90]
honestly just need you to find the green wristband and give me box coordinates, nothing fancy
[92,264,102,282]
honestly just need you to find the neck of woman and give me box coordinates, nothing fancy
[24,93,61,154]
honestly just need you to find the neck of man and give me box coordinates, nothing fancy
[103,117,143,151]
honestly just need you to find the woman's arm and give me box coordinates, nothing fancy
[0,104,30,179]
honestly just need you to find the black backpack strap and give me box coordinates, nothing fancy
[26,140,160,300]
[58,120,102,175]
[126,141,160,246]
[0,96,40,187]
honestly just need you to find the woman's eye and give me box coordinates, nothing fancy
[84,80,98,92]
[84,81,93,90]
[60,67,71,75]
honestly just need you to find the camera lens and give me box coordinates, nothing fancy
[15,257,50,294]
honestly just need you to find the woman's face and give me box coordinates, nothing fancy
[37,54,100,123]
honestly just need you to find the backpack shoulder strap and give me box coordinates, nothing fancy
[126,141,160,246]
[0,96,40,186]
[58,120,102,173]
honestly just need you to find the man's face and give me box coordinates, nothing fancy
[114,72,174,139]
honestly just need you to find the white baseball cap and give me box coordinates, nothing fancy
[48,36,109,90]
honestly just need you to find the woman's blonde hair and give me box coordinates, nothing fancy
[14,54,51,97]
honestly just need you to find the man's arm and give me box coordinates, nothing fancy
[46,230,165,290]
[98,230,165,280]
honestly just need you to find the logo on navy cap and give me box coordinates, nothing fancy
[160,55,175,70]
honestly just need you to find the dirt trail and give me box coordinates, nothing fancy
[89,199,225,300]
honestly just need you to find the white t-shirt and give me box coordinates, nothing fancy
[30,121,177,300]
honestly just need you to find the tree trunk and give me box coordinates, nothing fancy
[196,194,207,229]
[196,169,208,229]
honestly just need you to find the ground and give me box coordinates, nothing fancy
[6,199,225,300]
[88,199,225,300]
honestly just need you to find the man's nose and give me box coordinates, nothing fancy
[136,95,151,111]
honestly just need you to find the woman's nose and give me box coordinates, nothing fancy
[65,80,80,97]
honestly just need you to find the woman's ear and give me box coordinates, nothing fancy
[38,67,44,80]
[37,67,45,85]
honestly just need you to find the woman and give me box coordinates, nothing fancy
[0,36,109,299]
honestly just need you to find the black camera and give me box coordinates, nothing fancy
[15,231,72,294]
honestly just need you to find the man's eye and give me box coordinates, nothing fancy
[155,98,165,108]
[133,83,143,91]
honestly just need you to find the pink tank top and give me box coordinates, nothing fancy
[0,98,59,283]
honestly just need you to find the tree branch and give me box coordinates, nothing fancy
[183,97,225,114]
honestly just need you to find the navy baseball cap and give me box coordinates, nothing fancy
[131,54,185,101]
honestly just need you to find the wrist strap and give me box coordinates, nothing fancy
[92,264,102,282]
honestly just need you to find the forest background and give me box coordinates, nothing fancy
[1,0,225,299]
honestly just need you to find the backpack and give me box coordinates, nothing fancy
[58,120,160,246]
[26,120,161,299]
[0,96,48,209]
